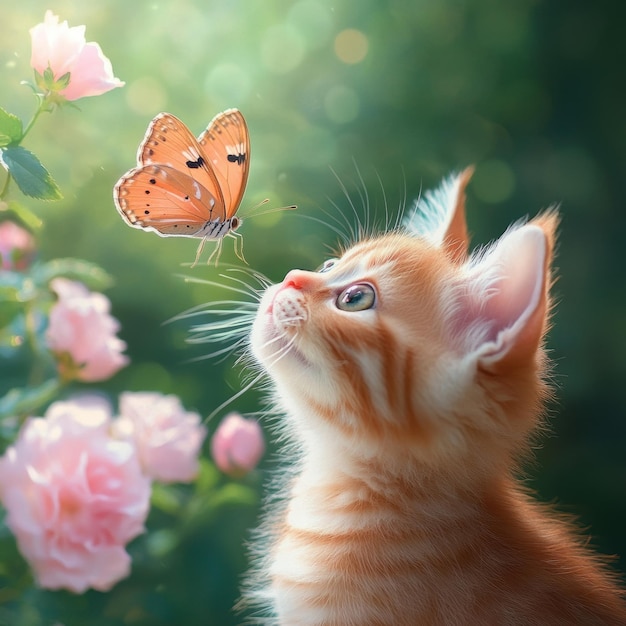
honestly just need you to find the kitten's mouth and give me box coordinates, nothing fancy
[254,283,310,367]
[267,285,307,327]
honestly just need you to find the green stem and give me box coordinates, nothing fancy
[0,170,10,200]
[24,300,45,388]
[0,95,51,202]
[20,94,49,142]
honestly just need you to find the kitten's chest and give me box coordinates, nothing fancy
[267,478,486,625]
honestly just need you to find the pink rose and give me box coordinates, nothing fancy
[0,221,35,270]
[46,278,129,382]
[29,11,124,101]
[0,397,151,593]
[113,392,207,483]
[211,413,265,477]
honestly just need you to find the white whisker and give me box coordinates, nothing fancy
[186,336,248,361]
[205,332,297,422]
[223,266,273,290]
[176,275,258,299]
[218,272,263,300]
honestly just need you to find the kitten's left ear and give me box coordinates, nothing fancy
[454,212,558,372]
[405,167,473,263]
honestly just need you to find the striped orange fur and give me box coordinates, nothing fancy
[245,169,626,625]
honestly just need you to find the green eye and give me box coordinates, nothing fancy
[317,259,338,273]
[336,283,376,312]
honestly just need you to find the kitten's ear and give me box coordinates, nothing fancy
[454,212,558,371]
[405,166,473,263]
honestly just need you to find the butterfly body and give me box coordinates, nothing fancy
[114,109,250,263]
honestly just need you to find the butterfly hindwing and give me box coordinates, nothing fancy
[114,164,221,237]
[198,109,250,219]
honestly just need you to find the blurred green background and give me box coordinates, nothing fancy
[2,0,626,624]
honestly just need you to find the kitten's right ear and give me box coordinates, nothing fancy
[452,212,558,373]
[405,166,474,263]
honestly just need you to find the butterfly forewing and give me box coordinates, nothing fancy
[137,113,226,211]
[198,109,250,219]
[115,164,220,236]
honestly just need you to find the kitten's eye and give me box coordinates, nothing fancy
[336,283,376,312]
[317,259,338,273]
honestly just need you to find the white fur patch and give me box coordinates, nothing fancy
[404,171,464,244]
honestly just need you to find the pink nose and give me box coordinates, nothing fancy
[282,270,313,291]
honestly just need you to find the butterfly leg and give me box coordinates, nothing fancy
[206,237,224,267]
[230,230,248,265]
[191,237,208,268]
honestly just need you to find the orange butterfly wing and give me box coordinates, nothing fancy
[198,109,250,219]
[114,163,222,237]
[114,110,250,237]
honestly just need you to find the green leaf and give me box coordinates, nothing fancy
[55,72,71,90]
[0,271,38,304]
[31,258,114,291]
[0,108,23,147]
[0,146,62,201]
[0,379,61,419]
[151,483,184,515]
[43,66,54,86]
[5,200,43,232]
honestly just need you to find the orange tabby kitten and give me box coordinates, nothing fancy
[245,169,626,625]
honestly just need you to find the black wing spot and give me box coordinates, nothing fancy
[227,153,246,165]
[186,156,206,169]
[184,195,190,201]
[144,210,150,215]
[149,178,156,184]
[145,190,151,195]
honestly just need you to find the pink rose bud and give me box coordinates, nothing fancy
[29,11,124,101]
[211,413,265,477]
[113,392,207,484]
[0,397,151,593]
[46,278,129,382]
[0,221,35,270]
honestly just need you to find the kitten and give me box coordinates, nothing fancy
[244,168,626,625]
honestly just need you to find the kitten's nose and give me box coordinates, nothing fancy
[282,270,313,291]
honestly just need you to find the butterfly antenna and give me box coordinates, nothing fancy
[242,200,298,221]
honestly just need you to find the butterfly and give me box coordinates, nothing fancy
[114,108,250,266]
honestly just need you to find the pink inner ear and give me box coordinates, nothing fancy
[457,225,548,367]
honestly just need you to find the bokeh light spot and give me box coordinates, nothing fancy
[126,76,167,115]
[472,160,516,204]
[287,1,334,50]
[204,63,251,104]
[261,24,306,74]
[334,29,369,64]
[324,85,360,123]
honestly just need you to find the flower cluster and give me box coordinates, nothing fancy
[0,10,267,602]
[0,393,207,592]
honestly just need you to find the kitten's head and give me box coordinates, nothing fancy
[251,169,557,477]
